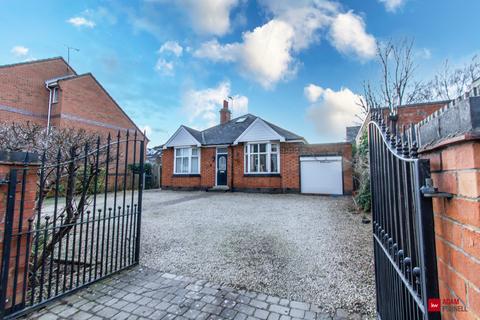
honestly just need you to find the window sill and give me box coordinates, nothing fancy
[243,173,281,177]
[172,174,201,177]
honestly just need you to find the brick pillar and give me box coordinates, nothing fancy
[0,151,40,311]
[420,139,480,318]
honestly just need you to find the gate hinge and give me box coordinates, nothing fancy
[421,178,453,198]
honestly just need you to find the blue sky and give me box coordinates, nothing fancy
[1,0,479,146]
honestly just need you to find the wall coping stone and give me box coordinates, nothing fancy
[418,96,480,150]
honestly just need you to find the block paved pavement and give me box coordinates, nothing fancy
[27,266,369,320]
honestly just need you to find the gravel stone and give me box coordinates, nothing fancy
[140,190,375,316]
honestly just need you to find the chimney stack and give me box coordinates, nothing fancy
[220,99,231,124]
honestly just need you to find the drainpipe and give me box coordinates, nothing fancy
[230,146,234,191]
[45,84,53,135]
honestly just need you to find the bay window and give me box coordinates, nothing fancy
[244,143,280,174]
[174,147,200,174]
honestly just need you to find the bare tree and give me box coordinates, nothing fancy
[0,122,111,276]
[425,55,480,100]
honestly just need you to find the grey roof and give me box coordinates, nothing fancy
[181,114,304,146]
[346,126,361,142]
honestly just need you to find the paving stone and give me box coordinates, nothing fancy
[290,301,309,311]
[111,311,132,320]
[124,293,142,302]
[256,293,268,301]
[234,303,255,315]
[220,308,238,319]
[289,309,305,318]
[153,301,171,310]
[237,295,251,305]
[250,299,268,309]
[58,306,79,318]
[27,267,344,320]
[266,296,280,304]
[268,313,280,320]
[304,311,316,320]
[234,313,248,320]
[202,303,223,315]
[37,314,59,320]
[96,306,119,318]
[183,309,201,319]
[254,309,270,320]
[269,304,290,315]
[191,301,206,310]
[279,299,290,306]
[167,304,188,315]
[137,297,153,306]
[221,299,237,308]
[201,295,216,304]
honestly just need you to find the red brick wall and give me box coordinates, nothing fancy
[421,140,480,319]
[0,160,39,309]
[381,102,447,129]
[0,59,146,145]
[162,142,353,194]
[0,58,73,125]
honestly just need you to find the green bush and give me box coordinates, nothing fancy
[354,130,371,212]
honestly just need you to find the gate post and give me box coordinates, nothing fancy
[0,151,40,317]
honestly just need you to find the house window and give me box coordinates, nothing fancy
[174,147,200,174]
[244,143,280,174]
[52,87,59,103]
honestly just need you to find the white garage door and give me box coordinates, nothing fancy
[300,156,343,195]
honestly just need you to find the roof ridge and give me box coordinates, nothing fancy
[0,57,77,75]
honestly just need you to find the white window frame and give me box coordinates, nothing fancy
[244,142,280,174]
[173,146,200,174]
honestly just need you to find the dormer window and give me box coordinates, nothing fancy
[52,87,59,103]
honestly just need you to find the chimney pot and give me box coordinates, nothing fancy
[220,99,231,124]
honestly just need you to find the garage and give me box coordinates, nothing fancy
[300,156,343,195]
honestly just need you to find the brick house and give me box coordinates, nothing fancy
[0,57,146,142]
[162,100,353,194]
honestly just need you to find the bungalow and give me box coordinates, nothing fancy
[161,100,353,195]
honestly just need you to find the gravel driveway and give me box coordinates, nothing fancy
[140,190,375,317]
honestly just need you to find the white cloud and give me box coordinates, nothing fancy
[304,84,324,103]
[182,81,248,128]
[378,0,405,12]
[141,125,153,137]
[158,41,183,57]
[194,20,296,89]
[67,16,96,28]
[178,0,240,36]
[329,11,377,60]
[194,39,239,62]
[195,1,377,88]
[306,85,363,140]
[155,58,174,75]
[239,20,296,89]
[11,46,29,57]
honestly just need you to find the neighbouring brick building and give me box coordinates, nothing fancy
[161,100,353,195]
[0,57,146,143]
[355,101,449,145]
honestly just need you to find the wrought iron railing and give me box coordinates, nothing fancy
[368,110,439,320]
[0,131,145,319]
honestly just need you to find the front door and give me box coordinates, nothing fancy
[216,152,228,186]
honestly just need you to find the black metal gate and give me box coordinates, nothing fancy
[0,131,145,319]
[368,110,439,320]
